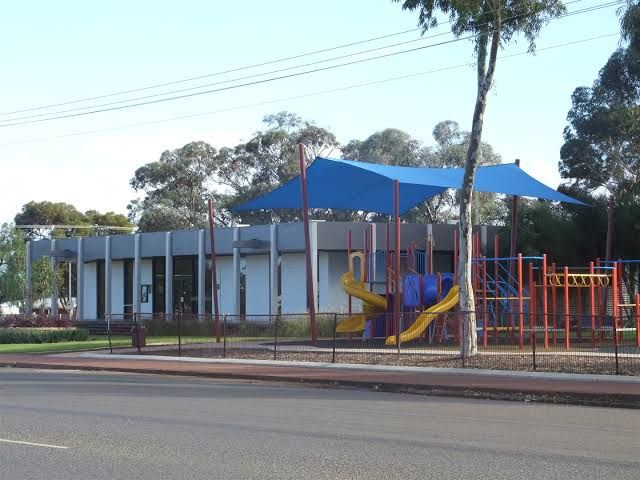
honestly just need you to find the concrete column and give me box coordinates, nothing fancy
[133,234,141,317]
[50,239,58,319]
[232,227,241,316]
[76,238,84,320]
[197,229,205,316]
[481,225,488,256]
[104,236,112,320]
[25,241,33,314]
[310,221,319,311]
[165,232,173,315]
[269,224,278,315]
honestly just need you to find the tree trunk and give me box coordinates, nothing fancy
[459,8,501,358]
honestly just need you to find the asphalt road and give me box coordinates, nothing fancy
[0,369,638,479]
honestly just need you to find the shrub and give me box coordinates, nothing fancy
[0,328,89,344]
[0,314,73,329]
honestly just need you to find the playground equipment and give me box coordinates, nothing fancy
[340,225,640,350]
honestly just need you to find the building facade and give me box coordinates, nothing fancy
[26,221,498,320]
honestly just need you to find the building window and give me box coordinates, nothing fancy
[173,256,197,315]
[152,257,165,315]
[96,260,105,319]
[123,259,133,319]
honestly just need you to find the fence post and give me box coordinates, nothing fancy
[223,315,227,358]
[273,314,279,361]
[134,313,141,354]
[612,313,619,375]
[178,312,182,358]
[332,313,337,364]
[107,314,113,354]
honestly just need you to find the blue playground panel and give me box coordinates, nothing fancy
[403,273,455,308]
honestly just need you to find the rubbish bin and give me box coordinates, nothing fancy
[132,325,147,348]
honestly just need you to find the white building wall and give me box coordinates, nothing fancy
[83,262,97,320]
[319,251,362,313]
[216,256,235,315]
[110,261,124,317]
[245,254,270,316]
[140,259,153,315]
[281,253,307,314]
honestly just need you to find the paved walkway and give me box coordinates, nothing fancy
[1,352,638,407]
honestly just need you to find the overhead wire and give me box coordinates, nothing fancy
[0,0,596,126]
[0,32,618,147]
[0,0,622,128]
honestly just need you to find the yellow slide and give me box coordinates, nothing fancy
[385,285,459,345]
[336,253,387,333]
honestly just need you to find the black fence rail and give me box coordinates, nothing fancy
[75,310,640,375]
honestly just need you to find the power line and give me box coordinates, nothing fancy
[0,0,621,129]
[0,0,591,121]
[0,27,424,117]
[1,32,618,147]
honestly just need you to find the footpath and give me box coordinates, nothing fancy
[1,352,639,408]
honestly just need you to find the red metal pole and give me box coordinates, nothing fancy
[613,262,619,346]
[207,199,221,342]
[589,261,595,346]
[363,228,368,282]
[529,262,536,350]
[596,258,603,340]
[394,180,401,346]
[577,286,582,340]
[347,230,352,317]
[617,260,624,344]
[298,143,317,343]
[636,292,640,348]
[564,266,570,351]
[494,235,499,345]
[385,223,390,337]
[542,254,548,350]
[482,255,487,347]
[552,262,557,346]
[518,254,524,349]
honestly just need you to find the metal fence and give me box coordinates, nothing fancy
[93,311,640,376]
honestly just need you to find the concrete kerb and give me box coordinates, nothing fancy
[2,352,639,408]
[59,351,640,384]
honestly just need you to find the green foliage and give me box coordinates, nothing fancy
[0,328,89,344]
[0,224,63,308]
[395,0,564,49]
[14,201,132,240]
[560,4,639,201]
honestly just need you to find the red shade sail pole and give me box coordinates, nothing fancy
[298,143,317,343]
[207,198,220,343]
[394,180,401,348]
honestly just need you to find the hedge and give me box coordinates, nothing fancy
[0,328,89,344]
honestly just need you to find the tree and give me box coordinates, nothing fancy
[0,224,60,311]
[220,112,341,224]
[129,141,220,231]
[343,123,504,224]
[395,0,565,356]
[15,201,132,240]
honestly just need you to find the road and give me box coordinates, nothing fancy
[0,369,637,479]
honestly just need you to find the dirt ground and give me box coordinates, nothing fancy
[135,346,640,376]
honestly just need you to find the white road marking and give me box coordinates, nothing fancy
[0,438,69,450]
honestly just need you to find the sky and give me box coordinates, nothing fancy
[0,0,624,224]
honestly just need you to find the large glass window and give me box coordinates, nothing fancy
[152,257,165,315]
[123,259,133,319]
[96,261,105,319]
[173,256,197,314]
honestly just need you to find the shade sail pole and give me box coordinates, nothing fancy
[208,198,221,343]
[394,180,401,349]
[299,143,318,343]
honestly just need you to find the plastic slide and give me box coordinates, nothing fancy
[385,285,460,345]
[336,270,387,333]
